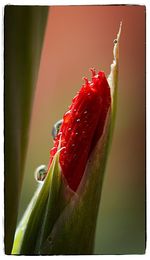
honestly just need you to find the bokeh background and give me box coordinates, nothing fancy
[17,6,146,254]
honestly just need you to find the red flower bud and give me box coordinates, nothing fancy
[49,69,111,191]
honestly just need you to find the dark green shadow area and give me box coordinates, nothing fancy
[4,5,48,254]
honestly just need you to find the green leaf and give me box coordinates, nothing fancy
[4,6,48,253]
[12,149,62,255]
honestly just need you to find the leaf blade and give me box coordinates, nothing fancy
[4,6,48,253]
[12,149,61,254]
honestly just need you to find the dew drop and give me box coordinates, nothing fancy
[113,38,117,44]
[84,110,88,114]
[76,118,80,122]
[94,74,99,79]
[90,82,94,87]
[63,110,71,123]
[91,86,97,93]
[35,165,47,182]
[52,119,63,139]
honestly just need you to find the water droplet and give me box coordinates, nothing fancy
[52,119,63,139]
[75,132,78,135]
[91,86,97,93]
[72,143,75,147]
[76,118,80,122]
[63,110,71,123]
[35,165,47,182]
[113,38,117,44]
[68,127,71,131]
[84,110,87,114]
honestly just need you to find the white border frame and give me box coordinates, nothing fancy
[0,1,149,258]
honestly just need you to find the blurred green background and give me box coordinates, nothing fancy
[17,6,145,254]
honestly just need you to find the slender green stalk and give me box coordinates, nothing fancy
[4,6,48,253]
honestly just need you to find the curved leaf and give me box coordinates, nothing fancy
[4,6,48,253]
[12,149,61,254]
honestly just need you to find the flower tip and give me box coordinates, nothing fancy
[98,71,105,79]
[116,21,122,43]
[82,77,89,85]
[89,68,96,77]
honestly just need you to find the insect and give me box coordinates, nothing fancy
[34,165,47,182]
[52,119,63,139]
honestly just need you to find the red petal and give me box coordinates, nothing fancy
[49,70,111,191]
